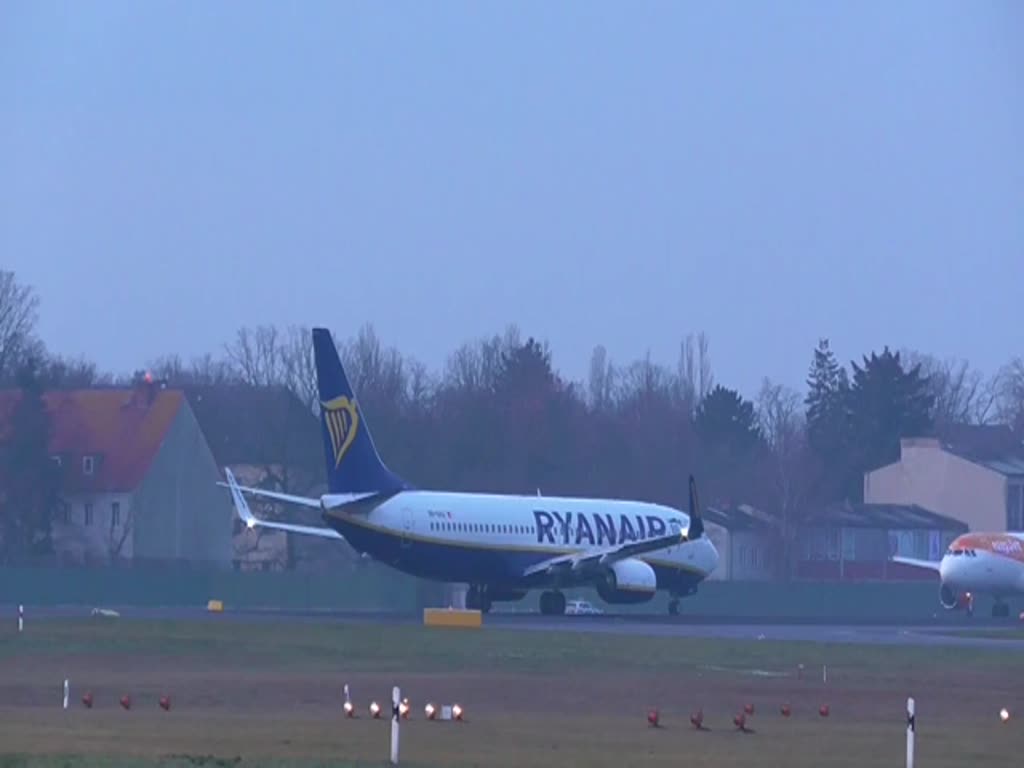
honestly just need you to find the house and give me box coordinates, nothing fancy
[0,378,232,566]
[702,504,781,581]
[795,502,967,581]
[864,425,1024,532]
[181,384,331,571]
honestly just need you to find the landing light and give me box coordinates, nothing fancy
[453,703,464,721]
[370,701,381,718]
[425,702,436,719]
[1000,708,1010,722]
[399,698,410,718]
[343,701,354,718]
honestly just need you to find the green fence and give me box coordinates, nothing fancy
[0,562,436,613]
[1,562,993,621]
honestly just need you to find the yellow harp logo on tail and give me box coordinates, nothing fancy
[322,396,359,467]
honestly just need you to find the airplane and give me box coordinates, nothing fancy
[893,531,1024,618]
[220,327,719,616]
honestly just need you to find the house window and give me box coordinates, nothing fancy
[82,455,94,475]
[1008,485,1024,532]
[84,502,94,526]
[112,502,121,526]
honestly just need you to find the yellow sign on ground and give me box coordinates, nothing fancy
[423,608,482,628]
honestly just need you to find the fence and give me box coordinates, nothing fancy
[0,561,437,613]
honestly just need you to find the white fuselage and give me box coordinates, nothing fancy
[325,490,720,587]
[939,533,1024,598]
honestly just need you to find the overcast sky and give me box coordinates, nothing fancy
[2,1,1021,398]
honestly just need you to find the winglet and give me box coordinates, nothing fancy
[224,468,257,530]
[687,475,704,540]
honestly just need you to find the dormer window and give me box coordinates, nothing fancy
[82,455,95,475]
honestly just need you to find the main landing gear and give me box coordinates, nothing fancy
[465,584,492,613]
[539,590,566,615]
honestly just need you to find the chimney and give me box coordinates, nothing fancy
[131,371,158,407]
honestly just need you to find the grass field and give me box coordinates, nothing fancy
[2,617,1022,767]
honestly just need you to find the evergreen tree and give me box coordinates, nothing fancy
[802,339,852,501]
[846,347,935,491]
[0,357,60,563]
[804,338,849,454]
[695,384,763,501]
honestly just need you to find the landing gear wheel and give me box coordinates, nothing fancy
[466,585,492,613]
[539,590,566,615]
[668,598,680,616]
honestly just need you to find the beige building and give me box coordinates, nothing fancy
[703,504,781,581]
[0,380,232,566]
[864,426,1024,533]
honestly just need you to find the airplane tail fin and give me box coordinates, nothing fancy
[687,475,704,540]
[312,327,410,496]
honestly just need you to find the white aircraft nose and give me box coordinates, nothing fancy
[939,554,963,589]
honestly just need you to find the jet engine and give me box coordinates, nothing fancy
[595,558,657,604]
[939,583,972,611]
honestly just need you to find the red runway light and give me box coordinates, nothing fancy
[81,692,93,709]
[819,704,830,717]
[647,708,660,727]
[744,703,755,716]
[159,695,171,711]
[120,695,131,710]
[780,704,791,717]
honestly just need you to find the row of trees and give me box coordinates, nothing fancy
[2,268,1024,565]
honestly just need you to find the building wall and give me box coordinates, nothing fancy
[52,491,135,563]
[729,530,778,581]
[796,524,962,581]
[864,438,1008,531]
[132,401,233,565]
[702,522,777,581]
[704,521,730,580]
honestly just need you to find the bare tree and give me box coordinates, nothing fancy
[757,378,814,580]
[676,332,713,416]
[0,270,42,383]
[901,349,997,427]
[995,357,1024,432]
[587,344,616,411]
[279,325,318,413]
[107,503,133,562]
[224,325,286,387]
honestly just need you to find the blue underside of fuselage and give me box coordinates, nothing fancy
[327,515,705,598]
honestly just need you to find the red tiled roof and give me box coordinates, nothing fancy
[0,385,184,493]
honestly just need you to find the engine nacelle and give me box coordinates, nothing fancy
[940,584,972,611]
[595,558,657,604]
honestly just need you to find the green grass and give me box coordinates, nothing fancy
[2,617,1021,767]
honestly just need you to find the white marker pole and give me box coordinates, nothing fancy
[906,697,915,768]
[63,679,69,710]
[390,686,401,765]
[823,664,827,684]
[18,604,23,633]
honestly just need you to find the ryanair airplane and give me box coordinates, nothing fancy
[221,327,719,616]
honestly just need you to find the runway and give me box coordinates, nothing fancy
[7,604,1024,649]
